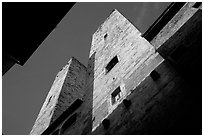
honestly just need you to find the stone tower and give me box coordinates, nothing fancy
[89,9,163,131]
[30,57,87,134]
[29,3,202,134]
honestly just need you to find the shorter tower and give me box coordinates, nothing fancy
[30,57,87,135]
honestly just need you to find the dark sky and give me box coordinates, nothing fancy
[2,2,170,135]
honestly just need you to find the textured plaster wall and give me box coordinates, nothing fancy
[30,57,87,134]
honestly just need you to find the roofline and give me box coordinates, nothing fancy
[142,2,186,42]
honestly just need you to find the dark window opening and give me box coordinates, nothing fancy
[106,56,119,73]
[193,2,202,8]
[46,96,52,106]
[150,70,160,81]
[102,119,110,129]
[123,99,131,108]
[104,33,108,39]
[111,87,122,105]
[92,117,95,121]
[61,113,77,134]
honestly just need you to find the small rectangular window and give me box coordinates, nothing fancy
[106,56,119,73]
[111,87,122,105]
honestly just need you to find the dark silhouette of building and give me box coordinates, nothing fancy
[2,2,75,75]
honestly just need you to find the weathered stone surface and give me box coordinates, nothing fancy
[90,9,161,131]
[30,57,87,135]
[91,61,187,134]
[150,2,198,49]
[91,3,201,134]
[30,2,201,134]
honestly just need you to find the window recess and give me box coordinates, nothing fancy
[111,87,122,105]
[105,56,119,74]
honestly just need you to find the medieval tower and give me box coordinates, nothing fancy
[30,2,202,135]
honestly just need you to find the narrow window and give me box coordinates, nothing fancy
[61,113,77,134]
[105,56,119,73]
[46,96,52,107]
[104,33,108,39]
[111,87,122,105]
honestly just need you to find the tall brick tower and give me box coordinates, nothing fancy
[89,9,163,131]
[30,57,87,134]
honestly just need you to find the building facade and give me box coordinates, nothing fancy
[30,2,202,135]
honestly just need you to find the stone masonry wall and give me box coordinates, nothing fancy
[30,57,87,135]
[90,9,163,131]
[30,2,201,135]
[47,55,95,135]
[91,3,202,134]
[150,2,198,49]
[50,57,87,124]
[92,60,188,134]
